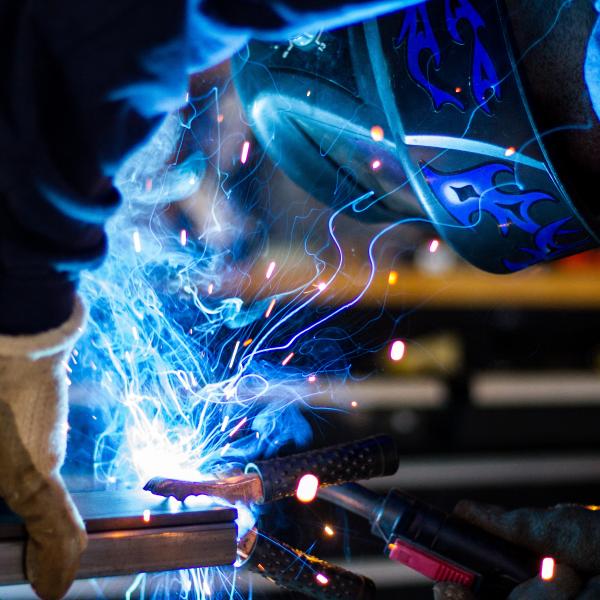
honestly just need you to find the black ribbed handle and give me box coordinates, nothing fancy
[246,435,398,502]
[248,534,375,600]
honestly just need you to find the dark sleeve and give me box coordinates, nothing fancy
[0,0,418,335]
[0,0,190,334]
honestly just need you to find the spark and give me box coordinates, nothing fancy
[220,415,230,433]
[228,417,247,438]
[390,340,406,362]
[143,509,151,523]
[429,239,440,253]
[308,375,317,383]
[240,140,251,164]
[243,338,253,347]
[505,146,517,157]
[132,230,142,253]
[217,113,224,123]
[351,401,358,408]
[145,178,153,192]
[201,578,212,596]
[296,474,319,503]
[281,352,295,366]
[228,340,241,369]
[180,229,187,246]
[220,443,231,456]
[208,283,214,295]
[315,573,329,585]
[388,270,398,285]
[541,557,555,581]
[265,261,276,279]
[323,525,334,537]
[371,159,382,171]
[265,298,276,318]
[370,125,384,142]
[317,282,327,292]
[306,90,312,97]
[455,86,462,93]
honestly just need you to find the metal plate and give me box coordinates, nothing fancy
[0,490,238,585]
[0,490,237,539]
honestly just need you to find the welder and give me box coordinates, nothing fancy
[0,1,598,599]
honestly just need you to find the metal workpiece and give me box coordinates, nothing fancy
[0,490,238,586]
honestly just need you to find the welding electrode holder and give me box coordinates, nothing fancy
[244,434,399,503]
[320,484,541,599]
[241,528,376,600]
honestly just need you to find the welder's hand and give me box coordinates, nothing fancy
[434,501,600,599]
[0,298,87,600]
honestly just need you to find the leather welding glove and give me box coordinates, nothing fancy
[433,501,600,600]
[0,297,87,600]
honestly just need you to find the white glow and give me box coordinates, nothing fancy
[390,340,406,362]
[133,230,142,253]
[241,140,251,164]
[541,557,555,581]
[296,474,319,503]
[228,341,241,369]
[266,261,276,279]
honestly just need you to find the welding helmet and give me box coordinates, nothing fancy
[232,0,599,273]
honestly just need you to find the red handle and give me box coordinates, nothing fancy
[389,538,476,588]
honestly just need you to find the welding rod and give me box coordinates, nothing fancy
[0,490,238,586]
[319,484,541,599]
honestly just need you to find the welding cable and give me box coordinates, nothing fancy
[238,528,375,600]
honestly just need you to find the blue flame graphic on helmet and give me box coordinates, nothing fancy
[422,162,591,270]
[397,0,500,113]
[422,162,554,235]
[504,217,591,271]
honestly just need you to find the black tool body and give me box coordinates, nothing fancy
[320,484,541,599]
[248,534,375,600]
[246,435,398,502]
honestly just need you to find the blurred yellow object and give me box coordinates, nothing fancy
[384,332,463,376]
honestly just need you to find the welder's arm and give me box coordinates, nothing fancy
[0,298,87,600]
[434,502,600,599]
